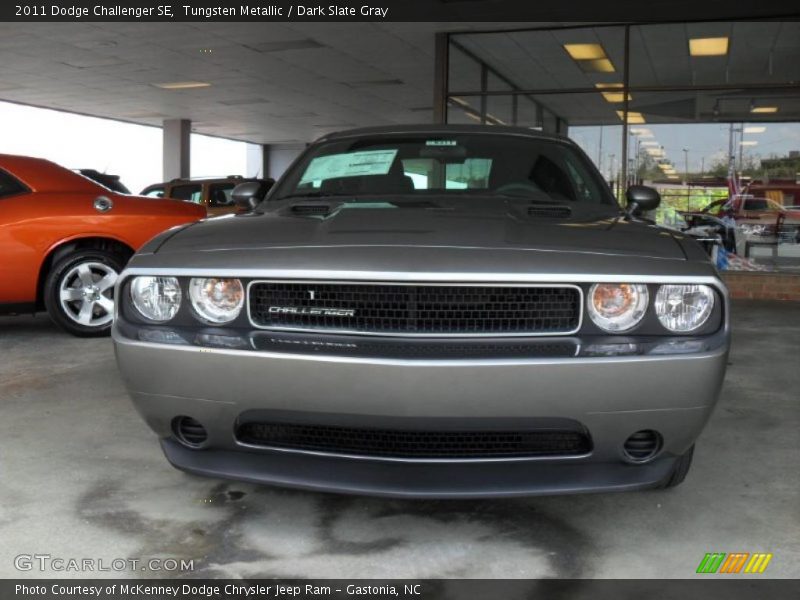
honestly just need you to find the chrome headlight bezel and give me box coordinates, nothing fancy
[587,283,649,333]
[188,277,245,325]
[129,276,182,323]
[654,284,716,333]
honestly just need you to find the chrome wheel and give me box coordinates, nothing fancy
[58,261,118,328]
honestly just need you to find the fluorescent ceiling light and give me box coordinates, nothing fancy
[564,43,607,60]
[751,106,778,114]
[577,58,615,73]
[630,127,653,136]
[617,111,645,124]
[744,126,766,133]
[689,37,729,57]
[595,83,630,103]
[740,141,758,146]
[152,81,211,90]
[600,91,631,103]
[449,96,472,108]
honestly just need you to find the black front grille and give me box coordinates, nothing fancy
[236,422,591,458]
[252,334,578,359]
[248,282,580,335]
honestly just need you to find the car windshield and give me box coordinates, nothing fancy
[272,133,617,207]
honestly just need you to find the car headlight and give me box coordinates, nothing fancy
[587,283,648,332]
[654,284,715,332]
[130,276,182,323]
[189,278,244,324]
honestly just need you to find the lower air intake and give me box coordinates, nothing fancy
[236,422,591,459]
[623,430,662,462]
[173,416,208,447]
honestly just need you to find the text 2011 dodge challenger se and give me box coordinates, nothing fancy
[113,125,729,498]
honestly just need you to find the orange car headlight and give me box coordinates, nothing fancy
[188,278,244,324]
[587,283,649,332]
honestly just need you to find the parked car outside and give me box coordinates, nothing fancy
[113,125,730,498]
[691,195,800,253]
[141,176,274,217]
[0,154,206,336]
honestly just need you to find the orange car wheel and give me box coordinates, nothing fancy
[43,248,126,337]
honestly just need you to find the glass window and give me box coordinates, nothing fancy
[169,184,203,203]
[208,183,236,207]
[448,45,482,93]
[630,22,800,88]
[142,186,165,198]
[401,158,493,190]
[0,169,28,199]
[273,133,617,208]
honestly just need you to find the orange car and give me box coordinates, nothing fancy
[1,154,206,336]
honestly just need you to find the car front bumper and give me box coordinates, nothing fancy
[113,324,729,498]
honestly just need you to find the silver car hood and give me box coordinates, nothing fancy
[155,204,684,258]
[125,203,710,279]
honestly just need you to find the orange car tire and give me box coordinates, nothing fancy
[43,248,126,337]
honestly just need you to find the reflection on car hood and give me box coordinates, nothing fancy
[154,202,685,260]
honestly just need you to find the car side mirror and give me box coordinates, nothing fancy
[232,181,269,211]
[626,185,661,217]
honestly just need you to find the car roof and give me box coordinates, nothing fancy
[318,124,571,144]
[0,153,104,193]
[148,177,269,186]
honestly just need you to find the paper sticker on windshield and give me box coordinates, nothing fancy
[426,140,457,146]
[299,149,398,184]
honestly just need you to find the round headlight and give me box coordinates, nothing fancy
[130,276,182,323]
[588,283,649,332]
[654,284,715,332]
[189,278,244,324]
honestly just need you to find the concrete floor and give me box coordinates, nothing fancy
[0,300,798,579]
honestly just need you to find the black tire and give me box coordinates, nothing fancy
[44,248,126,337]
[657,444,695,489]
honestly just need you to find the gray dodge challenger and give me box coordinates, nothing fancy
[112,125,729,498]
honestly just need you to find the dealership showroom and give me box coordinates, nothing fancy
[1,13,799,582]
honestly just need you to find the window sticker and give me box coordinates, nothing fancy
[426,140,458,146]
[299,149,398,184]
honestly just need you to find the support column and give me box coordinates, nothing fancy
[162,119,191,181]
[246,144,269,178]
[263,143,305,180]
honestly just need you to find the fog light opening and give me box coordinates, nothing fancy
[173,416,208,448]
[623,430,662,463]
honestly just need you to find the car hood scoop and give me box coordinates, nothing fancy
[527,204,572,219]
[156,202,684,261]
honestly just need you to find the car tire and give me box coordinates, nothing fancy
[44,248,125,337]
[657,444,695,489]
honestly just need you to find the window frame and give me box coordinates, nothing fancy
[0,168,32,200]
